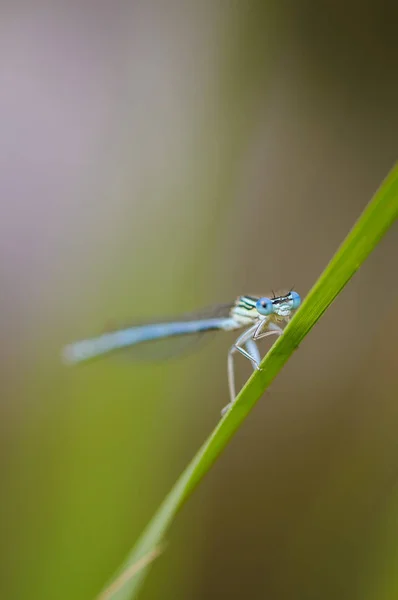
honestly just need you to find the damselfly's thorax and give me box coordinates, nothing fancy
[230,295,260,326]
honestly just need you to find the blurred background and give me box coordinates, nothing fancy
[0,1,398,599]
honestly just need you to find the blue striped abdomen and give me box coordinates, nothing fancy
[62,317,238,364]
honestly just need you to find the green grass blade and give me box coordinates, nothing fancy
[100,164,398,600]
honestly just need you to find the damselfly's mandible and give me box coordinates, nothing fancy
[63,291,301,414]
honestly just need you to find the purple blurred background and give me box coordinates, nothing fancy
[0,2,397,599]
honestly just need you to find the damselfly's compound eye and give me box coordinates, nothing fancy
[256,297,273,316]
[290,291,301,310]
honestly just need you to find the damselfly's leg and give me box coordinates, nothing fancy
[221,321,284,416]
[222,324,258,416]
[244,316,284,368]
[245,338,261,369]
[253,319,283,341]
[242,320,283,370]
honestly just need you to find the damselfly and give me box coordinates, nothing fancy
[63,291,301,414]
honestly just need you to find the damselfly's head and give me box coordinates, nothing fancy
[256,291,301,319]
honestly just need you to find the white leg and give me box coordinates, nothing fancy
[222,325,258,416]
[245,338,261,369]
[254,328,282,342]
[221,321,284,417]
[253,319,283,341]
